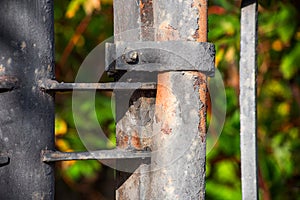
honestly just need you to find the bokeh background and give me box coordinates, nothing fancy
[53,0,300,199]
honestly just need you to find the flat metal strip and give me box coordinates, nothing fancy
[40,80,157,91]
[42,149,151,162]
[240,0,258,199]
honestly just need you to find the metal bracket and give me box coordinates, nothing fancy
[105,41,215,76]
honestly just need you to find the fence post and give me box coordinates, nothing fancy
[113,0,210,199]
[0,1,55,199]
[149,0,208,199]
[114,0,156,199]
[240,0,259,199]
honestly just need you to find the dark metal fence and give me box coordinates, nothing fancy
[0,0,258,199]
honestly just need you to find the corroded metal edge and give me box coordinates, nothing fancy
[41,149,151,162]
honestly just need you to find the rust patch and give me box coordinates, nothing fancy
[155,73,177,135]
[191,72,208,141]
[198,73,208,141]
[157,21,180,41]
[140,0,154,40]
[131,130,142,150]
[193,75,205,90]
[191,0,208,42]
[161,125,172,135]
[116,131,129,149]
[190,0,208,141]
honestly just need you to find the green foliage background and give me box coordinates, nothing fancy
[54,0,300,199]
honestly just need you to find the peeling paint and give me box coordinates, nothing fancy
[20,41,26,50]
[7,58,12,65]
[0,64,5,73]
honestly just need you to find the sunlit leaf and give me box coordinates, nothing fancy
[55,117,68,136]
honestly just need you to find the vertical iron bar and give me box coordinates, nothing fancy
[0,0,55,199]
[240,0,258,199]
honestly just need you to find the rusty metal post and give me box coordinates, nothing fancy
[0,0,55,199]
[150,0,208,199]
[114,0,156,199]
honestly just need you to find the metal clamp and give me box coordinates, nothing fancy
[105,41,215,76]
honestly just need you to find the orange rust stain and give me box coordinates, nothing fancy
[139,0,145,9]
[116,132,129,149]
[131,131,142,150]
[192,0,208,42]
[191,0,208,141]
[157,21,180,41]
[155,1,208,141]
[155,72,177,135]
[190,72,208,141]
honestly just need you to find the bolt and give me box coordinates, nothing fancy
[125,51,139,64]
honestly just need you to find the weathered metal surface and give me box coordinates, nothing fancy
[149,0,208,199]
[40,79,157,91]
[240,0,259,200]
[0,76,19,92]
[0,0,55,199]
[114,0,156,198]
[0,154,9,167]
[106,41,215,75]
[116,164,151,199]
[150,72,207,199]
[42,149,151,162]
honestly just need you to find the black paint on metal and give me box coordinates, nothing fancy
[0,76,19,92]
[106,41,215,76]
[240,0,258,199]
[0,0,55,199]
[0,155,10,167]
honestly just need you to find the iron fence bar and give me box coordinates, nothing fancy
[113,0,156,198]
[40,80,157,91]
[42,149,151,162]
[0,0,55,199]
[240,0,259,199]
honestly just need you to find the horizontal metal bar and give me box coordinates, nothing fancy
[41,149,151,162]
[40,79,157,91]
[0,76,19,92]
